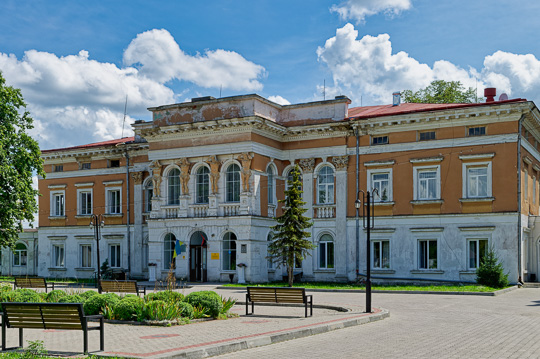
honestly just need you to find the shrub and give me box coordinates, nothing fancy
[46,290,67,303]
[476,247,509,289]
[184,291,223,318]
[114,296,144,321]
[143,300,183,321]
[176,301,194,319]
[83,293,121,315]
[58,294,83,303]
[0,283,13,293]
[79,290,99,300]
[11,289,43,303]
[145,290,184,303]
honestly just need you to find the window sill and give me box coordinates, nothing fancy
[75,267,94,271]
[371,269,395,274]
[48,216,66,220]
[48,267,67,271]
[459,197,495,203]
[410,200,444,205]
[372,201,395,206]
[459,270,477,274]
[75,215,92,219]
[410,270,444,274]
[104,213,123,217]
[221,270,236,273]
[313,269,336,273]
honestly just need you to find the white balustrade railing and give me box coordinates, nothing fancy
[190,204,209,217]
[163,206,178,218]
[221,203,240,216]
[314,205,336,218]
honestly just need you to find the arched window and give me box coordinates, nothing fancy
[222,232,237,270]
[317,166,334,204]
[168,169,180,205]
[13,243,27,267]
[196,166,210,204]
[267,232,274,269]
[143,179,153,213]
[267,166,275,205]
[164,233,176,270]
[319,234,334,269]
[226,164,240,202]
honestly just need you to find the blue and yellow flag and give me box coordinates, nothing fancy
[173,239,183,259]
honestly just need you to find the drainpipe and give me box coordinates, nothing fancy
[355,128,360,276]
[125,149,131,276]
[518,114,524,283]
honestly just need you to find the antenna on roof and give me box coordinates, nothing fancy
[121,95,128,138]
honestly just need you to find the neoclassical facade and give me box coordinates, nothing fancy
[36,93,540,284]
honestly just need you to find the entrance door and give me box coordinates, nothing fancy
[189,231,207,282]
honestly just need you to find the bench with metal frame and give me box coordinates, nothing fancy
[100,280,146,296]
[246,287,313,317]
[1,302,104,354]
[13,277,54,292]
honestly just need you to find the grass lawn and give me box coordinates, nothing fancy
[223,281,504,292]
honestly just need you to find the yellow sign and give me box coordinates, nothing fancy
[211,253,220,260]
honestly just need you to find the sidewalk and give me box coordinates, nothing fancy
[1,285,388,358]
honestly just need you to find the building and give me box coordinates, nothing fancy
[36,92,540,284]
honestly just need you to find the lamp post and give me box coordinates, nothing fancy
[90,214,104,293]
[355,189,377,313]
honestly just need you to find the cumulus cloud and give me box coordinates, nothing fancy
[268,95,291,105]
[331,0,412,24]
[0,29,265,149]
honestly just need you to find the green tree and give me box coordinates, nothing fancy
[402,80,478,104]
[476,247,509,288]
[0,71,44,247]
[268,165,315,287]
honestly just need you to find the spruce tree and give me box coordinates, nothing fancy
[476,247,509,288]
[268,165,314,287]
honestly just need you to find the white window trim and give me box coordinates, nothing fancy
[50,190,65,217]
[316,166,335,204]
[413,165,441,201]
[108,243,121,268]
[77,188,93,216]
[366,168,393,202]
[52,243,65,268]
[266,164,277,206]
[417,238,439,270]
[318,234,334,270]
[12,244,27,267]
[461,161,493,199]
[466,238,489,270]
[79,243,93,268]
[372,239,391,270]
[105,187,122,214]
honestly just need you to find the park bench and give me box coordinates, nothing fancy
[246,287,313,317]
[1,302,104,353]
[100,280,146,296]
[13,277,54,292]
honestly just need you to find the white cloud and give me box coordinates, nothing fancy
[268,95,291,105]
[331,0,412,24]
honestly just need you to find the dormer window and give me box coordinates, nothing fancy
[371,135,388,145]
[468,126,486,137]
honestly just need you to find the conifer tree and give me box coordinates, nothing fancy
[268,165,314,287]
[476,247,509,288]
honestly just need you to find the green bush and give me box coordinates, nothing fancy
[184,291,223,318]
[79,290,99,300]
[0,283,13,293]
[176,301,194,319]
[143,300,185,321]
[145,290,184,303]
[11,289,43,303]
[83,293,121,315]
[58,294,83,303]
[46,290,67,303]
[476,247,509,289]
[114,296,144,321]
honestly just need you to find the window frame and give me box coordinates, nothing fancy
[195,166,210,204]
[267,232,274,270]
[468,126,486,137]
[366,168,392,202]
[225,164,241,203]
[109,244,121,268]
[222,232,237,271]
[371,135,389,145]
[80,244,92,268]
[317,166,335,204]
[418,131,436,141]
[52,243,65,268]
[167,168,181,205]
[462,161,492,199]
[418,239,438,270]
[318,234,334,269]
[372,240,391,269]
[143,179,153,213]
[163,233,176,270]
[13,243,27,267]
[105,187,122,214]
[266,165,276,205]
[413,165,441,201]
[77,189,93,216]
[50,191,65,217]
[467,238,488,270]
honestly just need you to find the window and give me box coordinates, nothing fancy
[52,244,65,268]
[80,244,92,268]
[416,169,439,200]
[78,190,92,215]
[106,189,121,214]
[419,131,436,141]
[372,135,389,145]
[267,233,274,270]
[196,166,210,204]
[144,180,153,213]
[371,172,390,201]
[418,240,437,269]
[13,243,27,267]
[109,160,120,168]
[164,233,176,270]
[373,240,390,269]
[222,232,237,270]
[468,239,488,270]
[226,164,241,202]
[319,234,334,269]
[168,168,181,205]
[109,244,121,268]
[51,192,65,217]
[468,126,486,137]
[317,166,334,204]
[524,169,529,200]
[267,166,275,205]
[467,166,489,198]
[81,162,91,170]
[53,165,63,172]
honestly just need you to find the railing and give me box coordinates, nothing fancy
[163,206,178,218]
[190,204,209,217]
[313,204,336,218]
[221,203,240,216]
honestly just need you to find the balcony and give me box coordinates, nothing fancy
[313,204,336,218]
[162,206,179,218]
[190,204,209,217]
[220,203,240,216]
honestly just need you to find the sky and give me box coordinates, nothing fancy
[1,0,540,150]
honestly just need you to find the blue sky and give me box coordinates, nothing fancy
[1,0,540,149]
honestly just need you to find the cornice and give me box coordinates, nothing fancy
[41,143,149,161]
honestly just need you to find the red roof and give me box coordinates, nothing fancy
[348,99,527,120]
[42,137,135,153]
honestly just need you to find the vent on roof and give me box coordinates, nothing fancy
[191,96,216,103]
[484,88,496,103]
[392,92,401,106]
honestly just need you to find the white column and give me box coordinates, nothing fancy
[335,169,349,280]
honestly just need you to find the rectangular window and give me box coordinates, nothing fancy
[524,169,529,200]
[419,131,436,141]
[468,126,486,137]
[78,191,92,215]
[81,162,91,170]
[53,244,65,268]
[373,240,390,269]
[52,193,65,216]
[419,240,437,269]
[418,170,438,200]
[371,173,390,201]
[80,244,92,268]
[468,239,488,269]
[107,189,121,214]
[109,244,121,268]
[371,135,389,145]
[319,241,334,269]
[109,160,120,168]
[467,167,489,198]
[53,165,63,172]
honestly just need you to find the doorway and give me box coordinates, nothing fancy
[189,231,207,282]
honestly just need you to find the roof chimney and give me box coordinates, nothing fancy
[392,92,401,106]
[484,88,496,103]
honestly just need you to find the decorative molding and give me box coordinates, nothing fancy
[48,184,67,189]
[176,157,192,195]
[458,226,496,232]
[206,155,221,194]
[103,180,123,186]
[410,156,443,164]
[409,227,444,232]
[459,197,495,203]
[332,155,349,170]
[299,158,315,173]
[47,235,67,240]
[364,160,395,167]
[74,182,94,188]
[523,156,533,165]
[131,172,143,185]
[458,153,495,161]
[149,160,162,197]
[237,152,254,192]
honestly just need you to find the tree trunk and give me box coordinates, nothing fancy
[288,266,293,287]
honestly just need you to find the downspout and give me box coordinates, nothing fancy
[355,127,360,276]
[125,149,131,275]
[517,114,524,283]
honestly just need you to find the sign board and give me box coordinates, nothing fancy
[211,253,220,260]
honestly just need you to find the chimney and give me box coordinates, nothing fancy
[392,92,401,106]
[484,88,496,103]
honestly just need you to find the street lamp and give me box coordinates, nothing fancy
[355,189,377,313]
[90,214,104,293]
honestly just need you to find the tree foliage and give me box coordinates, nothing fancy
[268,165,314,287]
[402,80,478,104]
[0,71,44,247]
[476,247,509,289]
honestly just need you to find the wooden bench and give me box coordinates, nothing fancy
[246,287,313,317]
[100,280,146,296]
[1,302,104,353]
[13,277,54,292]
